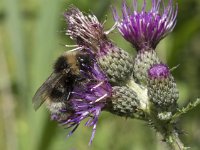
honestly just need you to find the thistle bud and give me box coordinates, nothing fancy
[147,64,179,110]
[133,49,160,84]
[106,86,140,118]
[98,42,134,84]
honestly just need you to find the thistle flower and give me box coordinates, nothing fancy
[113,0,178,84]
[64,7,134,84]
[51,49,112,145]
[113,0,178,50]
[147,64,179,110]
[64,6,105,51]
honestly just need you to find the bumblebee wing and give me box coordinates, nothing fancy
[32,73,63,111]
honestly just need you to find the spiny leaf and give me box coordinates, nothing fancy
[171,98,200,122]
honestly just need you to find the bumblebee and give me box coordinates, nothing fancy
[32,49,92,120]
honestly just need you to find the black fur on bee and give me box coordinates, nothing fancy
[77,52,93,70]
[32,50,95,111]
[54,56,70,73]
[49,74,77,101]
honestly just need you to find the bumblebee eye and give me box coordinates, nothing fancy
[54,56,69,73]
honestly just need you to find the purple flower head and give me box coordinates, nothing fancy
[64,7,106,51]
[113,0,178,50]
[52,49,112,145]
[64,6,134,85]
[148,63,170,79]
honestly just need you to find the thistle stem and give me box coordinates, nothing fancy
[128,79,186,150]
[152,116,186,150]
[164,131,185,150]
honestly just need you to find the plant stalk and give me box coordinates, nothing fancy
[154,119,186,150]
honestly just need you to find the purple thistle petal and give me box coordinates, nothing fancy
[113,0,178,50]
[148,64,170,79]
[67,124,79,137]
[64,7,104,51]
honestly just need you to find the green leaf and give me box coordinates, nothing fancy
[171,98,200,122]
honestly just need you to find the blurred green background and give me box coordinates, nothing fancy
[0,0,200,150]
